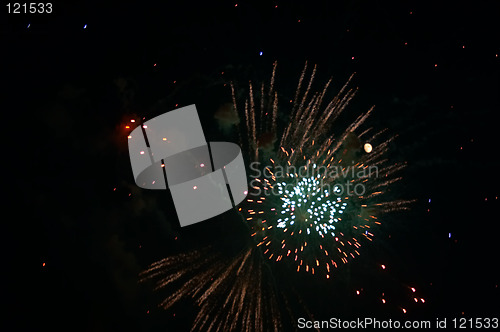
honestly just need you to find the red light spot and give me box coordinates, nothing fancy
[153,63,156,67]
[381,264,386,269]
[42,262,46,267]
[125,125,130,129]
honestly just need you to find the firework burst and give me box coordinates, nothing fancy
[140,245,282,332]
[140,62,416,329]
[232,62,414,278]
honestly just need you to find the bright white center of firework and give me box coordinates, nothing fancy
[364,143,373,153]
[275,176,347,237]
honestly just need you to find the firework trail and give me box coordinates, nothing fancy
[140,245,282,332]
[232,62,414,278]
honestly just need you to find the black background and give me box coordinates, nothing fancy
[2,0,499,330]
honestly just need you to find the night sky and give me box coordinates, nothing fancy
[3,0,499,330]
